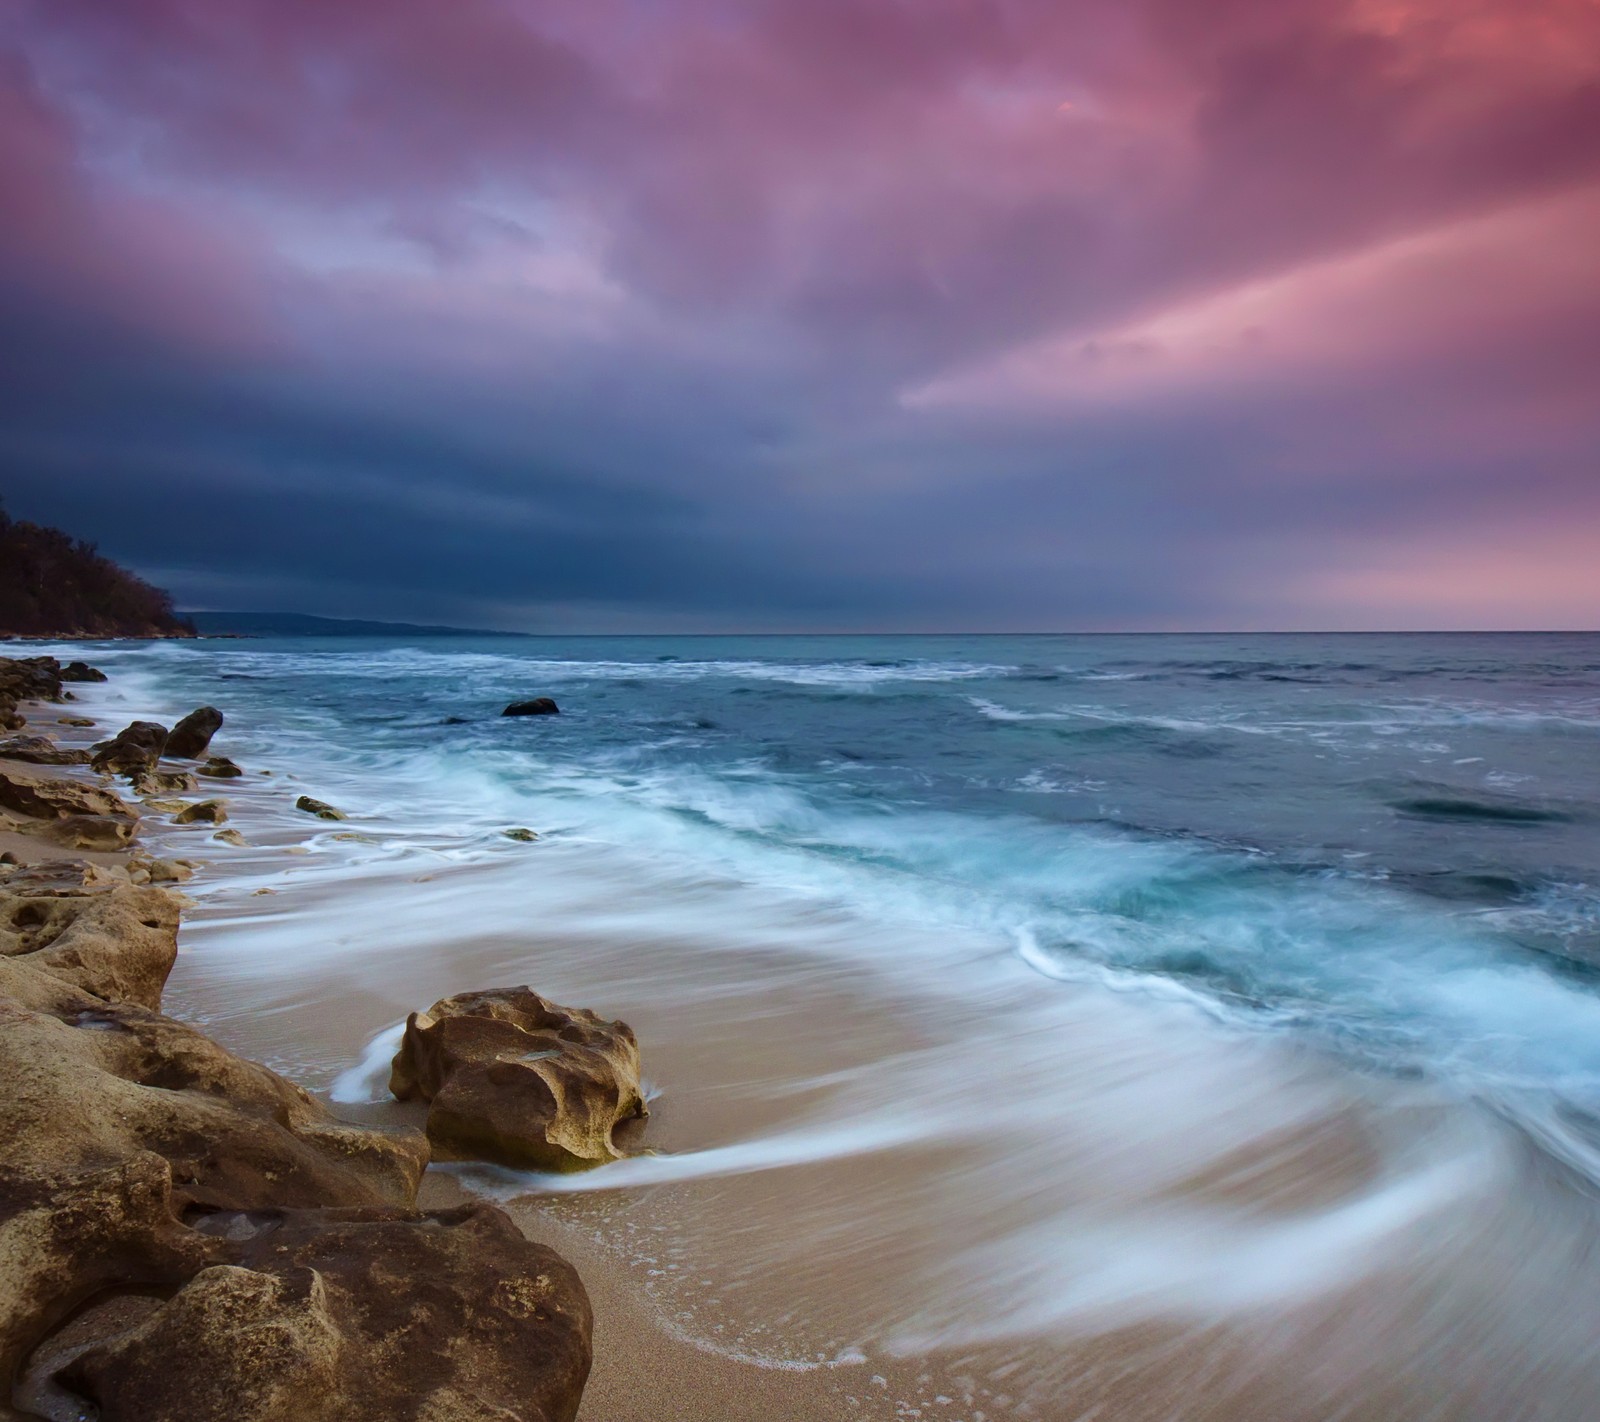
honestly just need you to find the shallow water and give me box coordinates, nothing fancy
[50,632,1600,1418]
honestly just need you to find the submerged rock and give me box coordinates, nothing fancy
[390,986,646,1171]
[502,697,560,717]
[197,755,243,778]
[212,828,249,847]
[294,794,346,821]
[503,827,539,842]
[164,706,224,759]
[90,721,170,778]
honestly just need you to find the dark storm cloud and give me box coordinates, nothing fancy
[2,0,1598,629]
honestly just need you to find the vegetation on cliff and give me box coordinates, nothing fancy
[0,505,194,638]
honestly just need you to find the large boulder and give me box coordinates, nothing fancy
[164,706,224,759]
[61,661,108,683]
[46,1203,592,1422]
[390,987,646,1171]
[0,734,91,766]
[502,698,560,717]
[90,721,170,778]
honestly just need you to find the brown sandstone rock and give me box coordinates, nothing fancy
[0,763,136,823]
[130,768,199,795]
[390,987,647,1171]
[197,755,243,778]
[0,735,92,767]
[41,813,140,851]
[164,706,223,759]
[90,721,169,778]
[173,799,227,824]
[212,828,249,847]
[57,716,96,728]
[49,1203,591,1422]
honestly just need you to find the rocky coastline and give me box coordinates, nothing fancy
[0,654,628,1422]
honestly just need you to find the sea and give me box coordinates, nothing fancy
[46,630,1600,1416]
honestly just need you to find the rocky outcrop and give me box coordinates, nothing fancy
[0,735,91,767]
[0,655,66,730]
[0,763,137,825]
[61,661,107,683]
[502,698,560,717]
[295,795,346,821]
[390,987,647,1171]
[90,721,169,779]
[164,706,223,759]
[0,872,592,1422]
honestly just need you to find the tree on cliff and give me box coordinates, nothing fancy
[0,503,195,638]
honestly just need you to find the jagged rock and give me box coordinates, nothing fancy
[503,827,539,842]
[196,756,242,779]
[62,661,108,683]
[165,707,223,760]
[0,878,181,1009]
[173,799,227,825]
[295,795,346,821]
[0,655,65,704]
[212,829,249,847]
[390,986,647,1171]
[0,734,91,766]
[42,813,141,851]
[0,763,136,823]
[131,768,199,795]
[503,697,560,717]
[90,721,170,778]
[41,1203,591,1422]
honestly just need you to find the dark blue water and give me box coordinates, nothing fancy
[82,631,1600,1142]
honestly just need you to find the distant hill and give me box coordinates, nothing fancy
[0,507,195,639]
[187,611,523,638]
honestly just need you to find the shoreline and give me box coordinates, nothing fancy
[9,648,1600,1419]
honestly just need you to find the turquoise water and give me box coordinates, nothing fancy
[78,631,1600,1169]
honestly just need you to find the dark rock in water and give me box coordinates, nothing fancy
[90,721,170,778]
[390,986,646,1171]
[0,734,91,766]
[62,660,108,683]
[502,697,560,717]
[165,706,224,759]
[503,827,539,842]
[295,794,346,821]
[441,715,469,725]
[197,755,243,778]
[173,798,227,825]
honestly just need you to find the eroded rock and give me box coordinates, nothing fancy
[0,764,136,823]
[90,722,170,779]
[173,799,227,825]
[164,707,223,760]
[131,768,199,796]
[295,795,346,821]
[196,756,242,779]
[0,735,92,767]
[390,986,646,1171]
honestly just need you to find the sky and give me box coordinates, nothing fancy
[2,0,1598,632]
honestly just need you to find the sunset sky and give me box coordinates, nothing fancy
[2,0,1598,630]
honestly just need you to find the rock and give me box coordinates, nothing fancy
[0,733,92,766]
[90,721,170,778]
[141,797,188,814]
[47,1203,592,1422]
[196,755,243,779]
[390,987,647,1171]
[173,799,227,825]
[59,716,97,727]
[0,654,65,705]
[127,855,194,886]
[43,813,141,850]
[131,768,200,795]
[295,795,346,821]
[0,877,181,1009]
[62,661,108,683]
[502,698,560,717]
[503,827,539,842]
[212,829,249,847]
[0,763,137,823]
[164,706,224,760]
